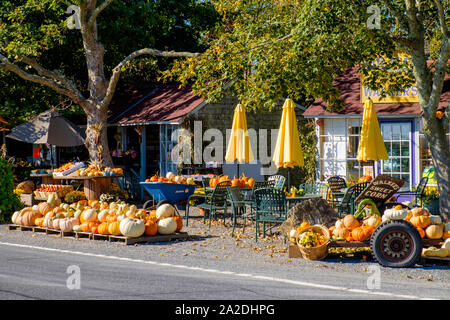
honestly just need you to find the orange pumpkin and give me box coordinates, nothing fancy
[80,221,95,232]
[173,215,183,232]
[231,178,241,188]
[343,215,360,231]
[416,227,425,239]
[144,220,158,236]
[436,110,444,119]
[247,178,255,188]
[240,173,249,183]
[351,226,370,242]
[91,224,99,234]
[218,175,230,183]
[98,222,110,235]
[149,175,158,182]
[209,177,219,188]
[410,215,431,229]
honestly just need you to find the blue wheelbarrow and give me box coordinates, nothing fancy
[140,182,197,210]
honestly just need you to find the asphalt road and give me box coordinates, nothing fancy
[0,240,448,301]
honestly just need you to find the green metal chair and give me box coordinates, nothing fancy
[267,175,286,190]
[327,176,347,205]
[185,180,231,227]
[254,188,288,242]
[227,186,255,236]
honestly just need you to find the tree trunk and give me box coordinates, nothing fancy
[423,116,450,220]
[85,105,113,168]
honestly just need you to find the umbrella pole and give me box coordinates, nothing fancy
[288,167,291,191]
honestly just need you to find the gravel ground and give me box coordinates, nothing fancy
[0,207,449,286]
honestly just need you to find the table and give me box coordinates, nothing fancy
[52,174,123,201]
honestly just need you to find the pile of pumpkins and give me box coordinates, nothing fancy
[328,205,450,243]
[11,198,183,238]
[209,174,255,189]
[145,171,195,185]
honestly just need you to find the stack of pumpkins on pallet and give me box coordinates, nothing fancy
[11,198,182,238]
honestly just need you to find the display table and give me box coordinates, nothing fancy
[52,174,122,200]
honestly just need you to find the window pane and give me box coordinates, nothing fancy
[401,158,409,172]
[391,142,400,156]
[392,125,401,140]
[401,142,409,156]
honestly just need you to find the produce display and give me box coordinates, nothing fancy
[298,230,327,248]
[145,172,196,185]
[53,162,85,176]
[53,161,123,177]
[34,184,73,199]
[11,197,182,238]
[209,174,255,189]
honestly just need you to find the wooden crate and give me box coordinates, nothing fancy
[287,244,302,258]
[109,232,190,245]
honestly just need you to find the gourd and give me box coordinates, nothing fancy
[82,208,98,222]
[409,215,431,229]
[429,215,442,225]
[97,209,109,222]
[97,222,110,235]
[383,208,408,221]
[156,203,175,220]
[37,202,54,215]
[11,211,21,225]
[411,207,429,217]
[333,226,350,239]
[363,214,382,228]
[157,217,177,235]
[354,198,380,220]
[21,210,42,226]
[166,172,175,180]
[422,247,448,258]
[425,224,444,239]
[59,218,80,232]
[119,218,145,238]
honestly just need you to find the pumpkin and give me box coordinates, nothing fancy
[442,239,450,255]
[98,222,110,235]
[80,221,95,233]
[108,221,122,236]
[289,229,299,243]
[436,110,444,119]
[43,217,53,229]
[429,215,442,225]
[416,227,426,238]
[410,215,431,229]
[119,218,145,238]
[209,177,219,188]
[247,178,255,188]
[38,202,54,215]
[166,171,176,181]
[363,214,382,228]
[335,219,345,229]
[21,210,42,226]
[11,211,21,225]
[82,208,98,222]
[351,226,371,242]
[91,224,99,234]
[88,200,100,209]
[333,226,350,239]
[425,224,444,239]
[144,220,158,236]
[35,217,45,227]
[156,203,175,220]
[411,207,429,217]
[231,177,241,188]
[173,215,183,232]
[383,208,408,221]
[97,209,109,222]
[343,215,360,231]
[218,175,230,183]
[157,217,178,235]
[59,218,80,232]
[443,231,450,240]
[328,226,336,236]
[52,218,62,230]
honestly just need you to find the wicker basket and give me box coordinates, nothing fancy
[296,225,330,261]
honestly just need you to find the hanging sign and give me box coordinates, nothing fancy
[360,53,419,103]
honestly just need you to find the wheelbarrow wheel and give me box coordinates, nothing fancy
[142,199,173,211]
[370,220,422,268]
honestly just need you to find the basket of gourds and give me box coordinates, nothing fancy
[296,225,330,261]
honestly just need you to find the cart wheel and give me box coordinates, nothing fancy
[156,200,173,207]
[142,200,155,211]
[370,220,422,268]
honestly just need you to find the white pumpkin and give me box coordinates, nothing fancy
[74,209,82,220]
[425,224,444,239]
[289,229,299,242]
[157,217,177,235]
[82,208,97,222]
[442,239,450,256]
[166,172,176,180]
[59,218,80,232]
[429,215,442,225]
[364,214,382,228]
[52,218,62,230]
[43,217,53,229]
[335,219,345,229]
[174,176,183,183]
[72,224,82,232]
[156,204,175,220]
[97,209,109,222]
[11,211,21,225]
[119,218,145,238]
[383,208,408,220]
[32,205,39,211]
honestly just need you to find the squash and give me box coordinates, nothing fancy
[383,208,408,221]
[97,209,109,222]
[21,210,42,226]
[425,224,444,239]
[289,229,299,243]
[82,208,98,222]
[11,211,21,225]
[333,226,350,239]
[422,247,448,258]
[363,214,382,228]
[409,215,431,229]
[37,202,54,215]
[411,207,429,217]
[97,222,110,235]
[173,215,183,232]
[166,172,176,181]
[156,203,175,220]
[442,239,450,256]
[157,217,178,235]
[429,215,442,225]
[119,218,145,238]
[59,218,80,232]
[416,227,426,238]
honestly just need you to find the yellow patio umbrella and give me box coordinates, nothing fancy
[357,98,388,177]
[225,104,254,177]
[272,98,304,189]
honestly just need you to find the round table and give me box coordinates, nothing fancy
[52,174,123,201]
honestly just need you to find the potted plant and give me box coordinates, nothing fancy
[421,186,439,215]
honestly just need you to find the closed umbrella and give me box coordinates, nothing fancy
[225,104,254,177]
[272,98,304,189]
[357,98,388,177]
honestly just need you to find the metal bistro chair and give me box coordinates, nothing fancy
[327,176,348,205]
[396,176,428,207]
[334,182,369,217]
[254,188,288,242]
[186,180,231,227]
[227,186,255,237]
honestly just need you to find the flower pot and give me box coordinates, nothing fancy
[423,199,439,215]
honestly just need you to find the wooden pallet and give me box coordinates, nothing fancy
[109,232,190,245]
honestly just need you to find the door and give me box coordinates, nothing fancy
[380,122,412,190]
[159,124,179,177]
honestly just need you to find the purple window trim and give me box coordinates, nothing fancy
[378,118,416,190]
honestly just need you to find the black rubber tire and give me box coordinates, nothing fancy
[370,220,422,268]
